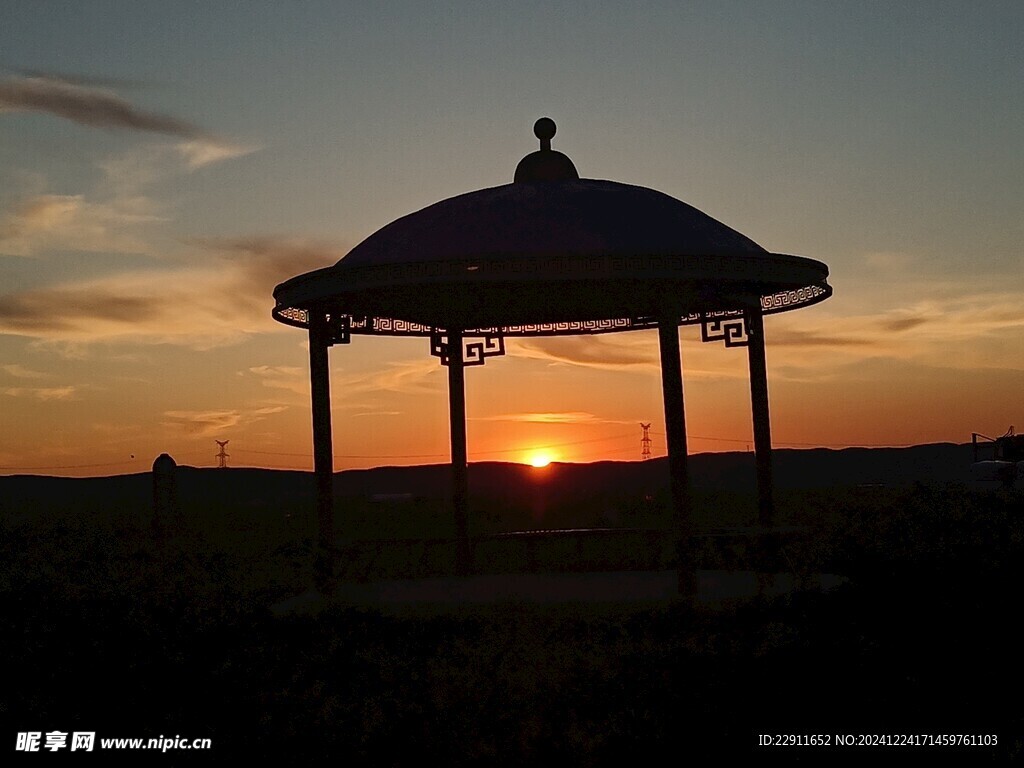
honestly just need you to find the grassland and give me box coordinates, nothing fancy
[2,479,1022,763]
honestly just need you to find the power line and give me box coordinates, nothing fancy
[0,460,140,471]
[574,444,644,462]
[0,450,209,473]
[649,431,926,449]
[235,448,444,459]
[233,431,637,461]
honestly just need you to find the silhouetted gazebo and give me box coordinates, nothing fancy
[272,118,832,592]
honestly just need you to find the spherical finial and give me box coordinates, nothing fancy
[534,117,556,144]
[514,117,578,182]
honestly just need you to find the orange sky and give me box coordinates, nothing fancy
[1,4,1021,476]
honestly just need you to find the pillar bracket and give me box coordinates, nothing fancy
[326,313,351,346]
[430,332,505,366]
[700,312,749,347]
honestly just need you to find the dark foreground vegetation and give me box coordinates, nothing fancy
[2,478,1023,763]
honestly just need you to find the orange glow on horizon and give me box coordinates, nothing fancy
[527,451,554,468]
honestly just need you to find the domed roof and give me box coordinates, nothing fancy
[273,119,831,337]
[338,179,765,269]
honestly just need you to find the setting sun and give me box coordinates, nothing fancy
[528,452,553,468]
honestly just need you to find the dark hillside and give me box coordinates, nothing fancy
[0,443,977,525]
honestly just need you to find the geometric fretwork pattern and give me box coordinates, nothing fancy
[699,312,748,347]
[272,283,833,338]
[430,333,506,366]
[761,284,829,312]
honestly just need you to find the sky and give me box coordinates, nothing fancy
[0,1,1021,476]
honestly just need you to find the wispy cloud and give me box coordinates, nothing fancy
[508,335,659,370]
[472,411,632,425]
[861,251,918,272]
[873,307,938,333]
[334,359,443,396]
[503,291,1024,384]
[765,328,873,347]
[163,410,243,436]
[175,139,255,169]
[0,236,342,347]
[194,236,342,292]
[162,406,287,437]
[0,135,259,259]
[879,316,930,332]
[1,363,48,379]
[246,365,308,396]
[249,365,304,377]
[3,385,77,401]
[0,74,257,169]
[761,291,1024,380]
[0,193,162,257]
[0,75,203,136]
[8,68,149,90]
[91,422,143,437]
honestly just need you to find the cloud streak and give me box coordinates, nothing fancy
[765,328,872,347]
[175,139,255,169]
[0,137,258,259]
[162,406,287,437]
[333,359,443,396]
[0,75,204,137]
[0,74,256,169]
[760,292,1024,382]
[1,363,49,379]
[246,365,308,396]
[503,292,1024,384]
[3,385,77,401]
[508,335,659,371]
[472,411,632,425]
[0,236,342,347]
[0,194,162,257]
[10,68,150,90]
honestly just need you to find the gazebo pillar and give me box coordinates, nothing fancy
[308,311,335,587]
[446,329,472,575]
[657,317,695,596]
[745,306,774,526]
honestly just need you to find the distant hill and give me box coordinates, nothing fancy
[0,443,978,527]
